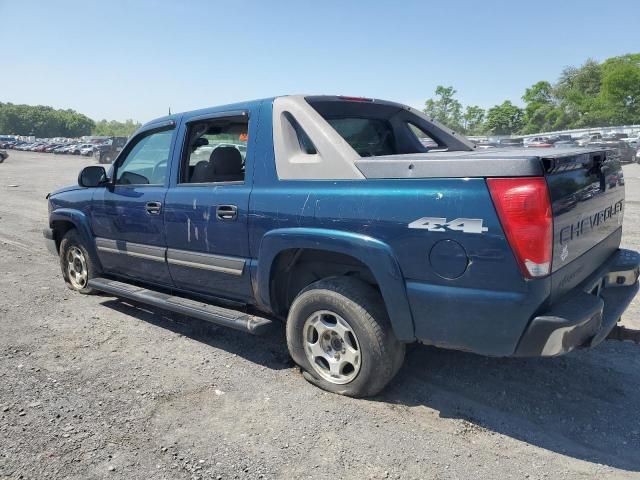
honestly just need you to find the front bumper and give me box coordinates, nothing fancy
[43,228,57,255]
[514,248,640,357]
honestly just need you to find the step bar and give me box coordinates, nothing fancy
[88,277,274,335]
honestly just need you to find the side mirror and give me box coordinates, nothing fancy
[78,166,108,187]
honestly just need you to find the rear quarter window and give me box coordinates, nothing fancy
[326,118,395,157]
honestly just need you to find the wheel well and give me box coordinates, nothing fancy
[269,248,378,318]
[51,220,75,252]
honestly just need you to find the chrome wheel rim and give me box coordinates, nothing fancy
[66,246,88,289]
[303,310,361,385]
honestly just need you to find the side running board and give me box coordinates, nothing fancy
[88,277,273,335]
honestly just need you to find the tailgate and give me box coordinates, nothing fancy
[547,148,624,283]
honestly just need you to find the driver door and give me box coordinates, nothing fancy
[91,122,177,286]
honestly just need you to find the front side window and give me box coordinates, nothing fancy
[181,116,248,184]
[115,129,173,185]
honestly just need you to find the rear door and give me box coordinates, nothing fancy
[91,121,177,285]
[163,110,255,302]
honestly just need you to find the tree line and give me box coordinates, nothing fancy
[3,53,638,139]
[423,53,640,136]
[0,102,141,138]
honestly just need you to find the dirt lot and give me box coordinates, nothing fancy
[0,150,639,480]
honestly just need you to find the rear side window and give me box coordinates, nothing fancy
[326,118,395,157]
[407,123,439,149]
[181,116,248,184]
[283,112,317,154]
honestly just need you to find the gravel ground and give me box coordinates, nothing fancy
[0,150,639,480]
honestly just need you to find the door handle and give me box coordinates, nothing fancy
[145,201,162,215]
[216,204,238,221]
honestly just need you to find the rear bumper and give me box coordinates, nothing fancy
[43,228,57,255]
[514,248,640,357]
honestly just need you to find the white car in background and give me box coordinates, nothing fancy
[79,145,95,156]
[523,136,549,146]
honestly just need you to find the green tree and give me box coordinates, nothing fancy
[521,80,568,133]
[462,105,485,135]
[423,85,464,131]
[554,59,598,127]
[92,119,141,137]
[485,101,524,135]
[599,54,640,125]
[0,102,94,137]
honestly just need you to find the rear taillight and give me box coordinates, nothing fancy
[487,177,552,278]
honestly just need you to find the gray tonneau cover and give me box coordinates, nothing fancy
[355,147,609,179]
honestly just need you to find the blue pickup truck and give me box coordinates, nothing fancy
[44,95,639,397]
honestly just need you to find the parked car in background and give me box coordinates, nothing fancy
[69,143,93,155]
[623,136,639,149]
[80,145,95,156]
[52,145,69,154]
[94,136,128,164]
[497,138,523,148]
[526,140,554,148]
[523,136,549,146]
[603,133,628,141]
[588,140,636,163]
[58,144,77,154]
[548,135,573,143]
[577,133,603,145]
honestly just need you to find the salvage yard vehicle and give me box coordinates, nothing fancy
[44,95,640,397]
[94,136,127,164]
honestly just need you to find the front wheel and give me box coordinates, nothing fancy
[59,230,98,294]
[286,277,405,397]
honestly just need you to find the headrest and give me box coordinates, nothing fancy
[209,147,242,175]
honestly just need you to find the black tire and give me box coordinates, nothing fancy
[58,229,99,294]
[286,276,405,397]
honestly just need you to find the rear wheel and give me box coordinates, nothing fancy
[59,230,98,294]
[286,277,405,397]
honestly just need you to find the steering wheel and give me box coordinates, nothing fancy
[151,159,168,184]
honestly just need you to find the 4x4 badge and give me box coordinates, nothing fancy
[408,217,488,234]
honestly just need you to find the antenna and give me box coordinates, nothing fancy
[168,106,172,115]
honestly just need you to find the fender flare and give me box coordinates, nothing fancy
[256,227,415,341]
[49,209,100,265]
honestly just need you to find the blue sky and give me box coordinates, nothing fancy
[1,0,638,122]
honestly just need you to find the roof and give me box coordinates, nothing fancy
[141,96,276,129]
